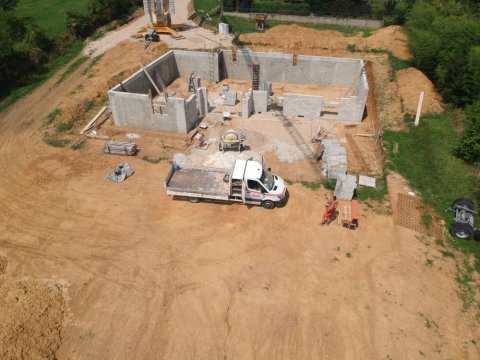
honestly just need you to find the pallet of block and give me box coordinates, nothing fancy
[103,141,138,156]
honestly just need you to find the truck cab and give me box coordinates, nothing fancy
[231,159,288,209]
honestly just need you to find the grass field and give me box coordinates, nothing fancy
[16,0,88,38]
[384,113,480,268]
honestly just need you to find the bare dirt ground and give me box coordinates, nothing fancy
[0,15,479,360]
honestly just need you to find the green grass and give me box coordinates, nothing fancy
[71,140,86,150]
[300,180,322,190]
[142,156,163,164]
[45,108,61,125]
[43,133,70,148]
[16,0,88,39]
[56,120,74,133]
[384,112,480,268]
[223,15,373,38]
[323,179,336,190]
[89,31,104,41]
[0,41,84,112]
[388,52,412,79]
[56,56,89,85]
[355,175,387,201]
[195,0,220,13]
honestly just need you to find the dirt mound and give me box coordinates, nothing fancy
[240,25,353,56]
[397,67,443,114]
[365,25,411,60]
[0,278,69,360]
[241,24,412,61]
[58,40,169,129]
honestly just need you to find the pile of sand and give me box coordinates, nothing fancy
[0,255,69,360]
[396,67,443,114]
[365,25,411,60]
[58,41,169,128]
[240,25,412,60]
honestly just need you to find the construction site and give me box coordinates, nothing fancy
[0,0,479,358]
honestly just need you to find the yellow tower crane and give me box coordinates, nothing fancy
[136,0,186,41]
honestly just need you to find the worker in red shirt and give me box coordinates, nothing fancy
[321,195,338,225]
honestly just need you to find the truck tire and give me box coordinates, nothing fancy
[450,222,474,240]
[144,34,150,41]
[189,197,200,203]
[261,200,275,209]
[452,198,475,211]
[152,34,160,42]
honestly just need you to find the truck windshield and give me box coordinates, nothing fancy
[260,169,274,191]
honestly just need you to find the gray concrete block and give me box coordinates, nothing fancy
[253,90,268,113]
[225,91,237,106]
[242,90,253,119]
[196,87,208,116]
[283,93,323,119]
[359,175,376,188]
[324,145,346,156]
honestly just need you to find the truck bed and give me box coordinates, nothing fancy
[166,167,231,197]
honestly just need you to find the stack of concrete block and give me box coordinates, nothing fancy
[359,175,376,188]
[320,138,348,180]
[224,91,237,106]
[334,174,357,200]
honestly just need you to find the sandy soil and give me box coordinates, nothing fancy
[0,15,479,360]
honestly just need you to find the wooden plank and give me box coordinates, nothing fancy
[80,106,107,134]
[142,66,162,97]
[345,133,369,172]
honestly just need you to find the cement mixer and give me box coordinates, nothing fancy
[219,130,245,153]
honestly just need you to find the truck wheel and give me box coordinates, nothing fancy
[450,222,474,240]
[144,34,150,41]
[452,198,475,211]
[189,197,200,203]
[261,200,275,209]
[152,34,160,42]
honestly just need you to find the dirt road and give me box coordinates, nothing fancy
[0,21,479,360]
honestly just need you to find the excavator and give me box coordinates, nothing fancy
[134,0,186,42]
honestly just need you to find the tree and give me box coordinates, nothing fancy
[455,102,480,162]
[0,0,18,11]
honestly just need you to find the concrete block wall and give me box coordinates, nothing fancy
[252,90,268,113]
[174,50,220,83]
[117,51,178,95]
[196,87,208,116]
[338,96,364,122]
[242,90,254,119]
[221,50,362,88]
[184,94,199,132]
[283,93,324,119]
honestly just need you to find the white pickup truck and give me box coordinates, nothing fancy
[164,159,288,209]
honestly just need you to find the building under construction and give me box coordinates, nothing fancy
[108,49,368,133]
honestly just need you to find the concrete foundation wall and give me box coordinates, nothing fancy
[242,90,254,119]
[252,90,268,113]
[184,95,199,131]
[108,50,368,132]
[118,51,178,95]
[196,87,208,116]
[221,50,361,88]
[338,97,364,122]
[174,50,219,82]
[284,93,324,119]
